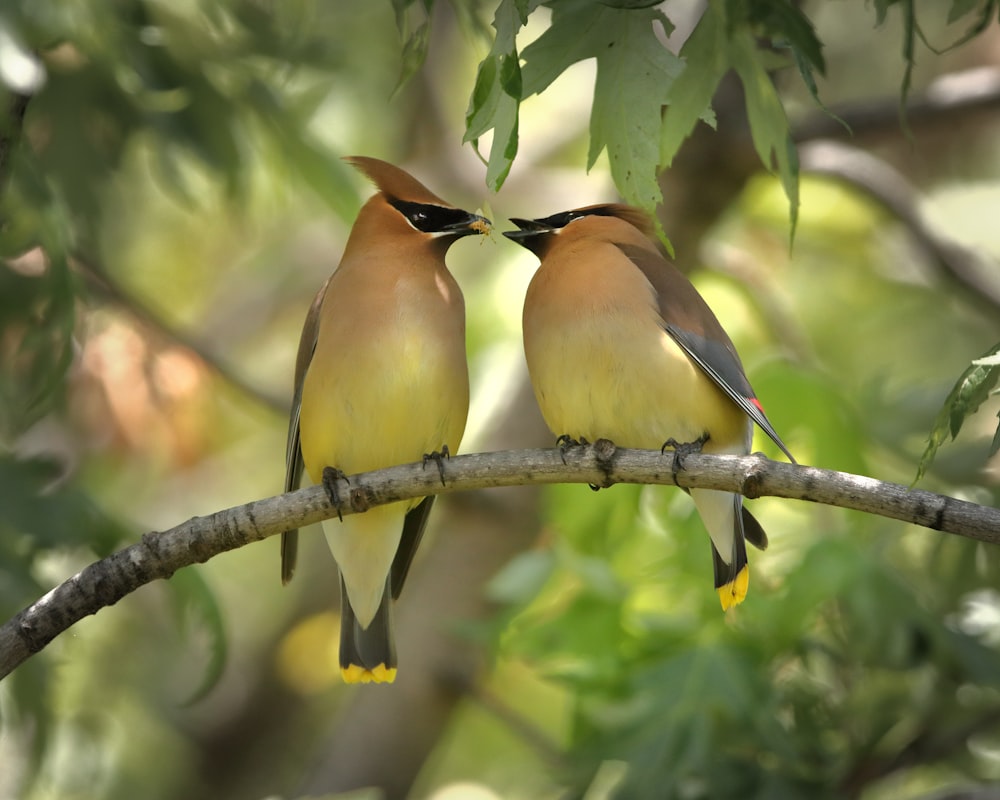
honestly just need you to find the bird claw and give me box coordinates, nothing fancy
[322,466,350,521]
[556,434,589,465]
[661,433,710,481]
[422,444,450,486]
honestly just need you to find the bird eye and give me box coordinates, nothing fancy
[409,211,428,224]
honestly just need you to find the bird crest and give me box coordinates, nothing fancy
[344,156,450,207]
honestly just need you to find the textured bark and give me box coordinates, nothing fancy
[6,427,1000,682]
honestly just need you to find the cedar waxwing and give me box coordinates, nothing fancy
[283,156,491,684]
[505,204,794,610]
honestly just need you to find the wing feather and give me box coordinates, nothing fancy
[619,243,795,463]
[282,277,331,584]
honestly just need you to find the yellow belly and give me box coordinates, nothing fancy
[524,307,746,453]
[299,311,468,484]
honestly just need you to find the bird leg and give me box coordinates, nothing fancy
[422,444,450,486]
[321,466,351,522]
[661,432,710,482]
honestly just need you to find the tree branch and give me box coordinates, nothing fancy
[800,139,1000,314]
[2,442,998,681]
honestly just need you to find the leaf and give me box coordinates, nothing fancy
[732,0,826,76]
[916,342,1000,483]
[395,20,431,93]
[660,3,728,169]
[0,453,128,557]
[391,0,435,92]
[486,549,556,605]
[588,7,680,220]
[727,26,799,239]
[167,567,228,705]
[948,0,986,23]
[521,0,679,220]
[938,0,1000,51]
[0,252,77,439]
[463,0,527,191]
[247,80,359,222]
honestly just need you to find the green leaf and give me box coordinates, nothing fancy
[0,253,76,440]
[391,0,435,92]
[588,8,680,219]
[948,0,984,23]
[916,342,1000,483]
[660,4,727,169]
[743,0,825,74]
[0,453,128,557]
[521,0,679,220]
[167,567,228,705]
[247,81,358,222]
[463,0,526,191]
[486,549,556,605]
[727,27,799,239]
[937,0,999,51]
[395,20,431,93]
[873,0,901,25]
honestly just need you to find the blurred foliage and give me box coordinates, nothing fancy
[918,343,1000,483]
[1,1,1000,800]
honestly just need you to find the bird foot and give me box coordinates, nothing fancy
[556,434,590,465]
[322,467,351,521]
[422,444,451,486]
[660,433,710,481]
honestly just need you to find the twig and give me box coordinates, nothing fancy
[2,443,999,680]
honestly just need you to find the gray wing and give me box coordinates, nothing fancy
[282,278,330,585]
[619,243,795,463]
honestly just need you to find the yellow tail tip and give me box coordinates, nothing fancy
[717,565,750,611]
[341,663,397,684]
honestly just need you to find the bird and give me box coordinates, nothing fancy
[505,203,793,610]
[283,156,491,684]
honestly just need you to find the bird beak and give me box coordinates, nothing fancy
[441,212,493,237]
[503,218,552,241]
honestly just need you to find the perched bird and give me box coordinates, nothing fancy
[505,204,793,610]
[283,156,491,683]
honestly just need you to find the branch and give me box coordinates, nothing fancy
[800,140,1000,313]
[793,66,1000,144]
[3,442,999,681]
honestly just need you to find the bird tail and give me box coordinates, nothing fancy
[693,489,756,611]
[339,576,397,684]
[710,533,749,611]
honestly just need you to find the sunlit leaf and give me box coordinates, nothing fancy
[522,0,678,221]
[660,4,727,169]
[247,80,359,222]
[587,7,679,221]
